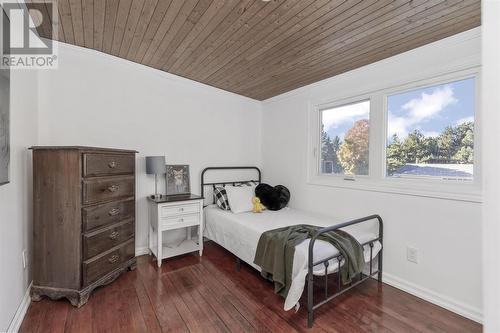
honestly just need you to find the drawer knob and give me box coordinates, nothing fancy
[107,184,119,192]
[179,208,184,212]
[179,218,184,222]
[108,254,120,264]
[108,208,120,216]
[108,161,117,169]
[109,231,119,240]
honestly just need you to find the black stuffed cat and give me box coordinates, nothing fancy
[255,183,290,211]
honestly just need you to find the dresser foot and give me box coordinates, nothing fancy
[69,292,89,308]
[128,260,137,271]
[31,291,42,302]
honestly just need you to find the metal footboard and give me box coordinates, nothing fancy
[307,214,383,328]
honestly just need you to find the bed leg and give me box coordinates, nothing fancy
[307,273,314,328]
[235,258,241,272]
[377,249,383,282]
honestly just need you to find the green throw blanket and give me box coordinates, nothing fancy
[253,224,364,298]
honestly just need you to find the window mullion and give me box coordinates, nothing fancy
[369,94,385,180]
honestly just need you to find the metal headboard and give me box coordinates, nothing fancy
[200,166,261,206]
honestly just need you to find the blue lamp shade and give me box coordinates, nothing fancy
[145,156,166,175]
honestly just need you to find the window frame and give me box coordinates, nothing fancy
[307,67,481,202]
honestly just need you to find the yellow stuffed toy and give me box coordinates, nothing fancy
[252,196,265,213]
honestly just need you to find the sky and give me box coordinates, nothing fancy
[321,100,370,141]
[321,78,475,142]
[387,77,475,140]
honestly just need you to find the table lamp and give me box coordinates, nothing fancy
[146,156,166,199]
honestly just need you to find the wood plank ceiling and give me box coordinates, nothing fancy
[29,0,481,100]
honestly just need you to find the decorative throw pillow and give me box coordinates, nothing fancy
[255,183,290,211]
[225,184,256,214]
[213,182,258,211]
[213,187,230,210]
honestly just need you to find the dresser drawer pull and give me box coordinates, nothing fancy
[179,207,184,212]
[179,218,184,222]
[109,231,120,240]
[108,254,120,264]
[107,184,119,192]
[108,161,117,169]
[108,208,120,216]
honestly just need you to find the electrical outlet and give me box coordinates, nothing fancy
[22,249,27,269]
[407,246,419,264]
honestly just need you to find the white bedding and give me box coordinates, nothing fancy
[204,206,382,311]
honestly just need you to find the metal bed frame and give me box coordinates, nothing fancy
[201,166,383,328]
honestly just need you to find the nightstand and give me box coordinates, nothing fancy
[147,194,204,267]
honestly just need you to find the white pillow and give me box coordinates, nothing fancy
[225,185,255,214]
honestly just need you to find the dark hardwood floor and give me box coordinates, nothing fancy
[20,242,481,333]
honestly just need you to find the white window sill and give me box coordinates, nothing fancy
[307,175,482,203]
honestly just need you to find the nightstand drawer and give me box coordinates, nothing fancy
[161,214,200,229]
[160,203,200,217]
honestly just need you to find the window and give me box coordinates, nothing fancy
[386,78,475,181]
[320,100,370,176]
[309,69,480,202]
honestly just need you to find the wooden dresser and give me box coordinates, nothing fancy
[30,146,138,307]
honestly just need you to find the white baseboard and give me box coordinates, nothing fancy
[135,246,149,256]
[382,272,482,323]
[7,281,32,333]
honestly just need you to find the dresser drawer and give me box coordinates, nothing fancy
[162,213,200,229]
[83,220,135,260]
[83,239,135,286]
[83,176,134,205]
[82,199,135,232]
[160,202,200,217]
[83,153,134,177]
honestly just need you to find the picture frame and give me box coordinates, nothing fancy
[166,165,191,196]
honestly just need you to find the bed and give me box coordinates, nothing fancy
[201,167,383,327]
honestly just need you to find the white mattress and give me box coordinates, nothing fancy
[204,206,382,311]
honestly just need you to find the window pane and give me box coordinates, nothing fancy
[386,78,475,180]
[320,100,370,176]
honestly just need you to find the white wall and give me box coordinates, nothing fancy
[0,70,38,330]
[481,2,500,332]
[261,29,482,321]
[37,43,262,252]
